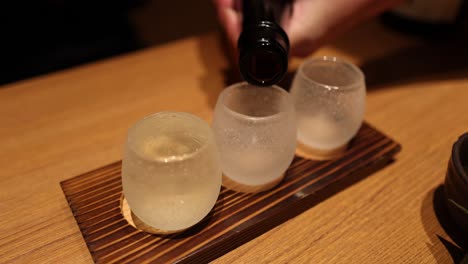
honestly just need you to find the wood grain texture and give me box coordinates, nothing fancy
[1,19,467,263]
[61,123,400,263]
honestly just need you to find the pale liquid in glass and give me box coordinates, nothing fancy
[291,57,366,152]
[122,133,220,232]
[297,113,353,150]
[213,84,296,190]
[221,148,292,186]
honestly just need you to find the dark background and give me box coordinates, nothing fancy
[2,1,467,87]
[0,1,218,85]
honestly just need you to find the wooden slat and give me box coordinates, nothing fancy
[61,122,400,263]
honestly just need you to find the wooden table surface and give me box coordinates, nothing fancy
[1,20,467,263]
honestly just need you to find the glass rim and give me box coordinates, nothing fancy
[220,82,292,122]
[126,111,211,163]
[297,56,365,91]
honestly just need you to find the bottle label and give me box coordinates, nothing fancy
[392,0,463,23]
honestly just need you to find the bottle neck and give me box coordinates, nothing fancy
[242,0,289,27]
[238,21,289,86]
[238,0,290,86]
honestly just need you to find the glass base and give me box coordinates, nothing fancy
[121,196,189,235]
[222,173,284,193]
[295,141,348,161]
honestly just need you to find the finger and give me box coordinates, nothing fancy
[284,0,330,56]
[362,0,406,19]
[224,7,242,44]
[286,0,404,57]
[213,0,242,45]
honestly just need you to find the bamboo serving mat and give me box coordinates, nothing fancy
[61,122,400,263]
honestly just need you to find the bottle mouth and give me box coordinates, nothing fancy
[238,21,289,86]
[240,43,287,86]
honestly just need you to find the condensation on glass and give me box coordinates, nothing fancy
[122,112,221,234]
[212,82,296,193]
[290,56,366,159]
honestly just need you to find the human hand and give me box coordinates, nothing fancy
[214,0,404,57]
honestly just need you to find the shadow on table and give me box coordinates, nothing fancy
[363,43,468,89]
[195,34,228,112]
[420,185,467,263]
[332,36,468,89]
[195,33,296,112]
[214,40,468,92]
[196,28,468,111]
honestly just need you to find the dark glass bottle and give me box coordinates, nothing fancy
[237,0,290,86]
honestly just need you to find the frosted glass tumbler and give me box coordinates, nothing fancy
[290,56,366,160]
[122,112,221,234]
[212,82,296,193]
